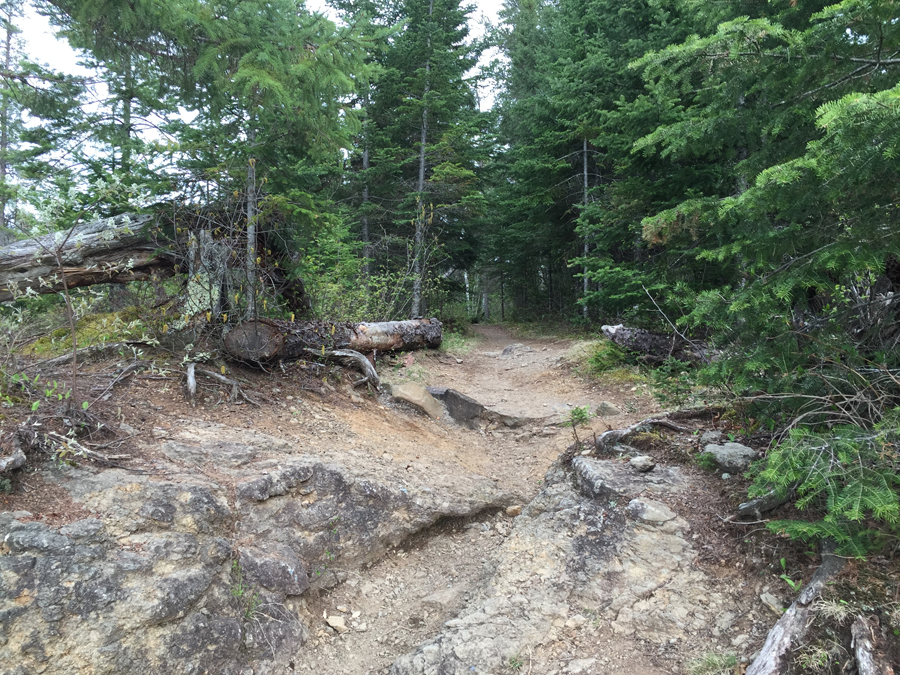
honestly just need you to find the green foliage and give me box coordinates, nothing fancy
[649,359,696,409]
[439,329,473,355]
[779,557,802,593]
[754,410,900,557]
[688,652,738,675]
[695,453,718,472]
[230,560,262,621]
[567,405,592,428]
[586,339,628,374]
[23,309,148,358]
[563,405,593,446]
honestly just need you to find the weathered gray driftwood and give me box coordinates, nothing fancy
[0,214,176,303]
[736,487,795,519]
[851,615,895,675]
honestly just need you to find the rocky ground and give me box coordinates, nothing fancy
[0,325,812,675]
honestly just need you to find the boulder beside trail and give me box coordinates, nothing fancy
[703,442,757,473]
[427,387,485,429]
[391,382,444,419]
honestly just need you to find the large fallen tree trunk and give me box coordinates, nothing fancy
[0,214,176,302]
[223,318,442,362]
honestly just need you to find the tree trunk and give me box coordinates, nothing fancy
[500,270,505,321]
[361,143,371,278]
[411,0,435,319]
[181,229,227,319]
[223,317,442,362]
[582,138,589,320]
[0,7,14,232]
[246,127,258,318]
[0,213,176,303]
[120,53,133,173]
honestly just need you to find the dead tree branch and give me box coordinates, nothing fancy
[746,543,847,675]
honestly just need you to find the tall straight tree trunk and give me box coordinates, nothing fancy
[582,138,589,320]
[481,273,489,320]
[500,270,505,321]
[361,144,371,278]
[464,269,471,314]
[411,0,435,318]
[0,9,13,231]
[361,90,372,278]
[121,54,133,173]
[246,126,258,318]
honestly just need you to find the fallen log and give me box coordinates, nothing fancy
[746,543,847,675]
[601,324,712,364]
[0,214,176,303]
[223,318,442,362]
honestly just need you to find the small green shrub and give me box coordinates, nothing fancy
[696,452,718,472]
[586,339,628,374]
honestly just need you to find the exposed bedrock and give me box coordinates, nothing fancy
[0,424,515,675]
[391,458,751,675]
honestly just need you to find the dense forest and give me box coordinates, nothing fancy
[0,0,899,560]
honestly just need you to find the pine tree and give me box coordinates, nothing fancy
[367,0,481,317]
[0,0,24,233]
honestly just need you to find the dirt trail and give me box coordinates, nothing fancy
[325,325,660,501]
[292,326,671,675]
[3,324,756,675]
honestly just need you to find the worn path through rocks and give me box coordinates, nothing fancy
[1,325,772,675]
[293,326,666,675]
[295,327,766,675]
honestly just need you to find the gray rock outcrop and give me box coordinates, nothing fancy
[595,401,623,417]
[427,387,484,429]
[391,458,752,675]
[0,424,514,675]
[391,382,444,419]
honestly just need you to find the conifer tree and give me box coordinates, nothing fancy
[367,0,481,317]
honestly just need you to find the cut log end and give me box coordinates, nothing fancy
[224,320,285,361]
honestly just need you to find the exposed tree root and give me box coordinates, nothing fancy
[303,347,381,390]
[746,543,847,675]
